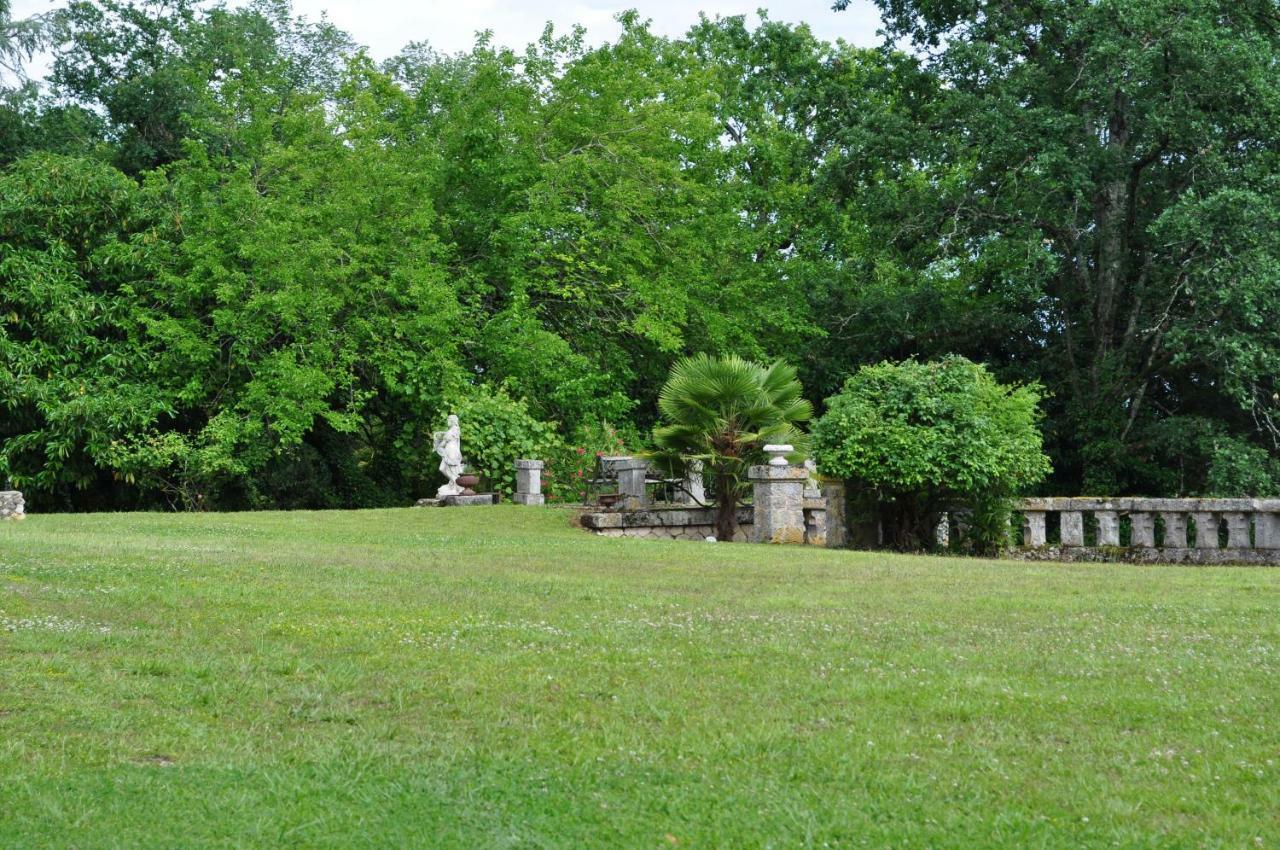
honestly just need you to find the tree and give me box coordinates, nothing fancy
[0,0,56,80]
[832,0,1280,495]
[651,354,812,541]
[812,357,1051,552]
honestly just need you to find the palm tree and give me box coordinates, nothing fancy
[651,354,813,541]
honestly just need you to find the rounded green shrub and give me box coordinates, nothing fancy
[445,385,564,498]
[813,357,1050,552]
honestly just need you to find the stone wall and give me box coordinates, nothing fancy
[580,502,830,546]
[1012,497,1280,565]
[1,491,24,520]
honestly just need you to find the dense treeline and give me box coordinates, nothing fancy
[2,0,1279,510]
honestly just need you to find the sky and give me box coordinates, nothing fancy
[11,0,886,77]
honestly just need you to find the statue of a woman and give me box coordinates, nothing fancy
[433,414,464,497]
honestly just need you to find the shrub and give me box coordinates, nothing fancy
[813,357,1050,552]
[445,385,564,498]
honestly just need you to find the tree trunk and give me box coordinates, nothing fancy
[714,470,738,542]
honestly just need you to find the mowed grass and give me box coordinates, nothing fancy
[0,507,1276,849]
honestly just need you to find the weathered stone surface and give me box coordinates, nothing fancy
[1095,510,1120,546]
[1160,512,1188,547]
[1013,546,1279,566]
[1060,511,1084,547]
[1129,512,1156,547]
[822,481,848,549]
[615,458,649,509]
[1021,511,1047,547]
[514,458,544,503]
[1223,511,1251,549]
[0,490,25,520]
[442,494,496,507]
[413,498,441,508]
[748,464,807,545]
[1190,512,1219,549]
[804,505,827,547]
[513,493,545,506]
[682,460,706,506]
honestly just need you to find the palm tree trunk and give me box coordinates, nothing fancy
[715,470,737,541]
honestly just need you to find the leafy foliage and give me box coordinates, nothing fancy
[446,386,564,499]
[813,357,1050,551]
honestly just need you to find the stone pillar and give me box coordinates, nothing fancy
[1160,512,1188,548]
[748,464,808,544]
[935,512,950,548]
[822,480,848,549]
[1223,512,1251,549]
[0,490,24,521]
[616,458,649,510]
[1190,512,1219,549]
[1095,510,1120,546]
[513,460,544,506]
[1060,511,1084,547]
[682,460,706,506]
[1022,511,1047,547]
[1129,512,1156,548]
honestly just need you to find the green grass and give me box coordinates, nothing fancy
[1,507,1277,849]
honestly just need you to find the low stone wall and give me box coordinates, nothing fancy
[581,502,830,545]
[1,491,24,520]
[1013,497,1280,565]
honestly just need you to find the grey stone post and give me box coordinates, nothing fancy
[682,460,706,506]
[1022,511,1047,547]
[822,480,848,549]
[748,464,808,544]
[616,458,649,510]
[1161,512,1188,548]
[1096,511,1120,546]
[1223,512,1251,549]
[1129,512,1156,547]
[514,460,544,506]
[0,490,24,520]
[1190,512,1219,549]
[1060,511,1084,547]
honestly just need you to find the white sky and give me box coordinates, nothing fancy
[12,0,885,76]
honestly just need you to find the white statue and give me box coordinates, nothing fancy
[433,414,464,498]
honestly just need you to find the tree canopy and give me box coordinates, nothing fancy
[2,0,1278,509]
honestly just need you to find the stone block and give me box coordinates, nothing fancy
[0,491,25,520]
[1190,512,1219,549]
[513,493,544,506]
[821,481,848,549]
[1129,512,1155,548]
[443,494,496,507]
[1022,511,1047,547]
[1095,511,1120,546]
[1223,512,1251,549]
[1060,511,1084,547]
[1160,512,1188,548]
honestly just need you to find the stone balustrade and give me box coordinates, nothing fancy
[0,491,24,520]
[1015,497,1280,564]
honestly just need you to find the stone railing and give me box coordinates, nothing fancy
[1,491,24,521]
[1015,498,1280,565]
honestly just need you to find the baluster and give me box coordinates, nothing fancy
[1223,512,1251,549]
[1096,510,1120,546]
[1022,511,1047,548]
[1060,510,1084,547]
[1129,511,1155,547]
[1160,512,1188,548]
[1190,511,1219,549]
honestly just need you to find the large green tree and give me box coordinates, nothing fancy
[834,0,1280,494]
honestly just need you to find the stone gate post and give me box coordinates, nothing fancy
[748,446,807,544]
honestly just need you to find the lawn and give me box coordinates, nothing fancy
[0,507,1276,848]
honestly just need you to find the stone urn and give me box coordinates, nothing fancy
[456,473,480,496]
